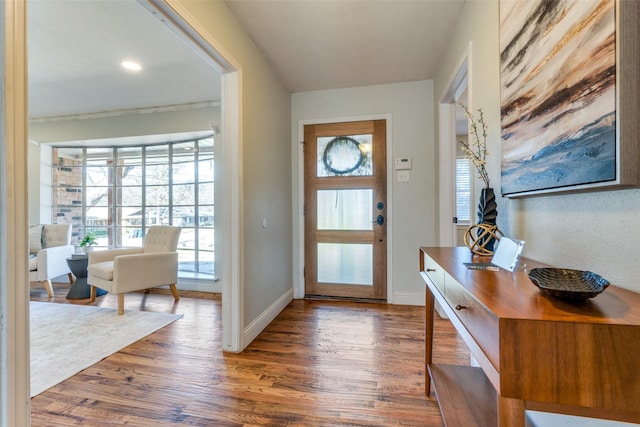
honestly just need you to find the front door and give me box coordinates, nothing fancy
[304,120,387,300]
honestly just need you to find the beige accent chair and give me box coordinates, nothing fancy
[29,224,74,297]
[87,225,182,315]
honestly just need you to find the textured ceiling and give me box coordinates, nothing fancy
[225,0,466,92]
[28,0,220,119]
[28,0,465,119]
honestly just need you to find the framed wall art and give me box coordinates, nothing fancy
[499,0,639,197]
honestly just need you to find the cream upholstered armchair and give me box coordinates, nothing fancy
[29,224,74,297]
[87,225,182,315]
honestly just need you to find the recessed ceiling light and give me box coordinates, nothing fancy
[121,60,142,72]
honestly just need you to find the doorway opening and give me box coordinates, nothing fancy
[438,43,472,247]
[1,1,245,424]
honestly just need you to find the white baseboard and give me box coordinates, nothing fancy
[393,292,449,319]
[391,291,425,306]
[176,277,221,293]
[244,288,294,346]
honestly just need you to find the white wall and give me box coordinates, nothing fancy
[434,0,640,295]
[39,144,53,224]
[292,81,436,305]
[175,1,293,338]
[28,142,52,225]
[29,106,220,143]
[434,1,640,426]
[28,141,40,224]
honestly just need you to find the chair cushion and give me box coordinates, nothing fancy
[143,226,181,253]
[88,261,114,281]
[29,254,38,271]
[29,225,43,255]
[42,224,71,248]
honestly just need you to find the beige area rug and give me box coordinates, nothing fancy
[30,301,182,397]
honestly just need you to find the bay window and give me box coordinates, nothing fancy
[52,135,214,277]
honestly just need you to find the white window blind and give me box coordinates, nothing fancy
[455,158,471,224]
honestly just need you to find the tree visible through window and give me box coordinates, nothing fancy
[52,136,214,276]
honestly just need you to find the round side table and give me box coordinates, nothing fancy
[66,255,107,299]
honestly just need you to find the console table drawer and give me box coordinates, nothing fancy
[422,253,445,293]
[444,277,500,370]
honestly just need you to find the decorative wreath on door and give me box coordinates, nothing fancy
[322,136,365,175]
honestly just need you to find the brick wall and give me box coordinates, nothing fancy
[53,155,83,245]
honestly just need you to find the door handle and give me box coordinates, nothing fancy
[371,215,384,225]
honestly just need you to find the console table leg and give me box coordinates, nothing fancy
[425,289,435,395]
[498,396,525,427]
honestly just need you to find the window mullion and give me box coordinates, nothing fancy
[194,138,200,273]
[111,147,117,247]
[142,146,147,236]
[82,147,87,240]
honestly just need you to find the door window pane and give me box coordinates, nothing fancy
[317,134,373,177]
[317,189,372,230]
[317,243,373,285]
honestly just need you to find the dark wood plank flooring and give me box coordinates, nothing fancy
[30,282,470,426]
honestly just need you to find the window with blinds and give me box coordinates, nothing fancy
[455,158,471,224]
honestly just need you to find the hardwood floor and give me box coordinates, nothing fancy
[30,282,470,426]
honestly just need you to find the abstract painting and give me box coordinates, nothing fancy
[499,0,616,196]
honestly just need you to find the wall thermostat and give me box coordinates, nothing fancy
[394,157,412,170]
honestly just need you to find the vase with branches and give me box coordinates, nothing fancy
[457,103,490,189]
[458,103,499,253]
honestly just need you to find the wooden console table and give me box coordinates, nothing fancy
[419,247,640,427]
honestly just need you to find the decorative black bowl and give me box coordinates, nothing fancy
[527,268,610,300]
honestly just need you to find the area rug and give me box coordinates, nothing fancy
[30,301,182,397]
